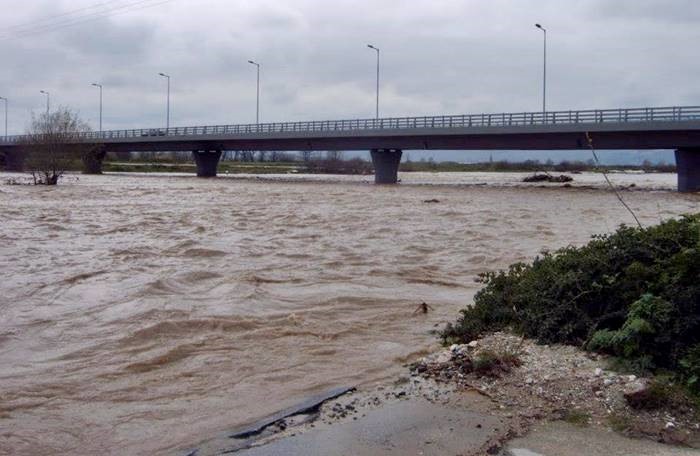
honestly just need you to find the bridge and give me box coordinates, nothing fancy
[1,105,700,191]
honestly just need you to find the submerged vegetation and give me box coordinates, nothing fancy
[442,215,700,395]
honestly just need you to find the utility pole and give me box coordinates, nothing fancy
[40,90,50,115]
[248,60,261,124]
[535,24,547,116]
[367,44,380,119]
[159,73,171,130]
[91,83,103,132]
[0,97,7,140]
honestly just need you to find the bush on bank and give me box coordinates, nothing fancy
[441,214,700,393]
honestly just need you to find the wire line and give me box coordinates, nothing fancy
[585,132,643,229]
[0,0,176,41]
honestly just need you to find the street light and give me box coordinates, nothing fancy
[248,60,260,124]
[91,83,103,132]
[39,90,50,115]
[0,97,7,141]
[367,44,380,119]
[158,73,171,130]
[535,23,547,115]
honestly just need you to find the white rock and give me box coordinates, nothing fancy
[624,379,649,395]
[449,344,460,352]
[627,375,637,382]
[525,377,535,385]
[467,340,478,348]
[434,351,453,364]
[594,368,603,377]
[603,378,614,387]
[665,422,676,429]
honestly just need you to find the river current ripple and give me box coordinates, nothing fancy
[0,172,697,455]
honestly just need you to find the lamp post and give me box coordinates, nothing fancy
[248,60,260,124]
[40,90,50,115]
[0,97,7,140]
[535,23,547,116]
[158,73,170,130]
[91,83,103,132]
[367,44,380,119]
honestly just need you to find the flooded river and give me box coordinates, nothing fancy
[0,171,697,455]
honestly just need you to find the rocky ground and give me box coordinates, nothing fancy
[193,332,700,455]
[412,332,700,449]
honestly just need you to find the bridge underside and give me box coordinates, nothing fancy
[87,129,700,153]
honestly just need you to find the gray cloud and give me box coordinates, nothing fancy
[0,0,698,135]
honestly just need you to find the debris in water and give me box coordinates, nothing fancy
[413,302,435,315]
[523,174,573,183]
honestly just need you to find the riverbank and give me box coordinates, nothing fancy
[188,331,699,455]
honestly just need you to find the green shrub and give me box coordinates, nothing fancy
[586,294,674,371]
[442,214,700,384]
[680,344,700,394]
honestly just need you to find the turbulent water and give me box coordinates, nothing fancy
[0,171,697,455]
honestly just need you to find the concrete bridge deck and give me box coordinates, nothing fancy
[1,106,700,191]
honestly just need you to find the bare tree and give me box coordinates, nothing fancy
[21,107,92,185]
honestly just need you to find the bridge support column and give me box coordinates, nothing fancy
[370,149,402,184]
[193,150,222,177]
[0,149,24,171]
[81,147,106,174]
[675,149,700,193]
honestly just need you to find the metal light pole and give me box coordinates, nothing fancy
[535,24,547,116]
[0,97,7,140]
[248,60,260,124]
[367,44,380,119]
[91,83,103,132]
[158,73,171,130]
[40,90,50,115]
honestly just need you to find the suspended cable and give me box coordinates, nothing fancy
[585,132,643,228]
[0,0,177,41]
[2,1,126,32]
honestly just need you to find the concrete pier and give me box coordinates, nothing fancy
[370,149,402,184]
[193,150,222,177]
[0,150,24,171]
[81,147,106,174]
[675,148,700,193]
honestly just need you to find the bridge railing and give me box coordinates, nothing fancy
[2,105,700,144]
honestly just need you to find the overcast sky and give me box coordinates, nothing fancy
[1,0,699,135]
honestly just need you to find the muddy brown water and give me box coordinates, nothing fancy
[0,172,697,455]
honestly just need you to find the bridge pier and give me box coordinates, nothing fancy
[370,149,402,184]
[81,147,106,174]
[0,150,24,171]
[193,150,222,177]
[675,149,700,193]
